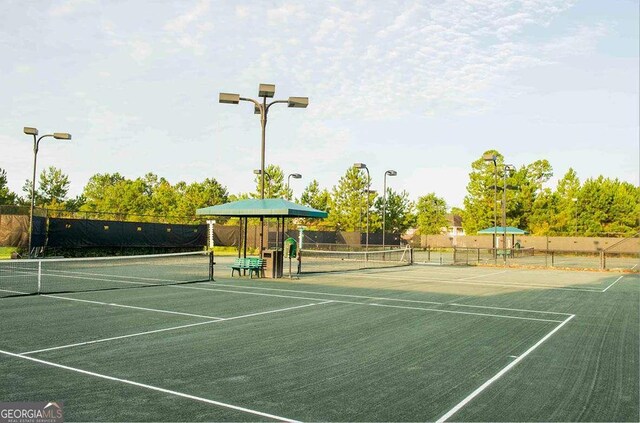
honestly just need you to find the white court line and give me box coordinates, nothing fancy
[21,320,220,355]
[44,268,181,283]
[0,288,29,295]
[457,270,509,281]
[206,283,568,317]
[336,272,605,292]
[363,303,563,323]
[44,294,226,320]
[20,302,331,355]
[178,285,563,323]
[436,314,575,422]
[207,282,444,306]
[601,275,624,292]
[448,303,573,316]
[0,348,299,422]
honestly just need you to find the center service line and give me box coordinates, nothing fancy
[0,348,299,422]
[436,314,575,422]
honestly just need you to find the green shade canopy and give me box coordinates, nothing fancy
[477,226,527,235]
[196,198,328,218]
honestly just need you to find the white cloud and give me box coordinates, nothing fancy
[162,0,213,55]
[48,0,94,17]
[164,0,211,33]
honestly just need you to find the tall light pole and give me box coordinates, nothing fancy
[220,84,307,251]
[382,169,397,249]
[501,164,516,264]
[483,153,498,263]
[23,127,72,258]
[286,173,302,197]
[353,163,371,251]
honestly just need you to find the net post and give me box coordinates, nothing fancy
[410,246,414,264]
[209,250,215,281]
[37,260,42,294]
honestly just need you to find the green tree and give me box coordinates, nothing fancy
[508,159,553,230]
[578,176,640,236]
[462,150,503,234]
[22,166,71,208]
[297,179,332,229]
[528,188,556,235]
[415,193,448,235]
[549,168,580,234]
[300,179,330,212]
[175,178,229,220]
[252,165,290,199]
[0,168,17,205]
[373,189,415,235]
[462,152,553,234]
[81,173,126,212]
[327,166,378,231]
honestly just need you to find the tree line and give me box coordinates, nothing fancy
[1,150,638,236]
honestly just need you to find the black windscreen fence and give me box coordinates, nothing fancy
[47,218,206,249]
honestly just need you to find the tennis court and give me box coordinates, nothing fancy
[1,253,638,422]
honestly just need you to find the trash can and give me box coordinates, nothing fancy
[262,249,283,278]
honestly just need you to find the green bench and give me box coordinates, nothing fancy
[231,257,264,278]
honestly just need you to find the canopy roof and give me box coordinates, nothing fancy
[478,226,527,235]
[196,198,328,218]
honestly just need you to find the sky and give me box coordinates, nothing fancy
[1,0,638,209]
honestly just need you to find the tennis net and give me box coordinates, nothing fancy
[299,247,412,274]
[0,251,213,298]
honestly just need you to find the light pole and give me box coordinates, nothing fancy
[23,127,72,258]
[353,163,371,251]
[483,153,498,262]
[286,173,302,198]
[501,164,516,264]
[220,84,307,251]
[382,170,397,249]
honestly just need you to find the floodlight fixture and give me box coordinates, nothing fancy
[53,133,72,140]
[259,83,275,98]
[287,173,302,192]
[23,127,38,136]
[219,93,240,104]
[353,162,367,169]
[287,97,309,108]
[483,153,497,163]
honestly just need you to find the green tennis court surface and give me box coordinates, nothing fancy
[1,259,638,421]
